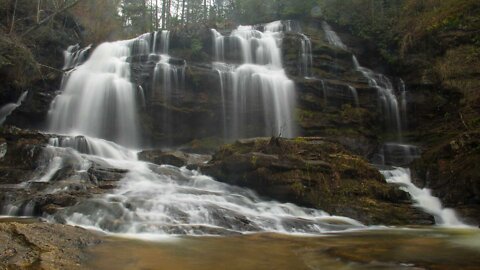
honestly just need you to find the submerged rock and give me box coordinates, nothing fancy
[200,137,433,225]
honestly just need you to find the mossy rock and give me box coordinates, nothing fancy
[201,137,433,225]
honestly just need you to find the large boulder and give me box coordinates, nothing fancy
[200,137,433,225]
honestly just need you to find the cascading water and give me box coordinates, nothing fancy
[299,33,313,78]
[62,157,364,236]
[400,79,408,129]
[2,21,470,238]
[48,40,140,148]
[322,21,347,50]
[211,21,297,139]
[149,30,186,142]
[348,85,360,107]
[0,91,28,126]
[381,168,465,227]
[353,56,402,135]
[322,22,468,226]
[0,26,365,236]
[63,44,91,70]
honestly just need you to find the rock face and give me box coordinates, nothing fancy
[412,132,480,225]
[112,22,387,151]
[200,137,433,225]
[0,220,100,269]
[0,127,127,218]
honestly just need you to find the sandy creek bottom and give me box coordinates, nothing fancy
[86,227,480,270]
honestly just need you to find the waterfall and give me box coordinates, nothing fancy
[322,21,402,131]
[60,153,364,236]
[150,31,186,143]
[353,56,402,136]
[321,21,468,226]
[400,79,408,129]
[151,30,171,54]
[348,85,360,107]
[48,40,140,148]
[63,44,91,70]
[211,21,297,139]
[211,29,225,61]
[381,168,466,227]
[0,91,28,126]
[299,33,313,78]
[322,21,347,50]
[159,30,170,54]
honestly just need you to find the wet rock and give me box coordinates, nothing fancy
[0,127,128,218]
[412,131,480,225]
[200,137,434,225]
[138,149,211,167]
[0,221,101,269]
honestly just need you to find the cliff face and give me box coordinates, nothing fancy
[316,0,480,224]
[1,3,81,130]
[2,7,478,223]
[4,19,393,152]
[113,22,388,153]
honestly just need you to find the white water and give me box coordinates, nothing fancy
[322,21,347,50]
[381,168,466,227]
[211,21,297,139]
[0,91,28,126]
[353,56,402,136]
[48,41,140,147]
[2,22,469,237]
[63,152,364,236]
[150,31,186,143]
[348,85,360,107]
[299,33,313,78]
[63,44,91,70]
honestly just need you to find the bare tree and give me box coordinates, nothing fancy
[37,0,42,23]
[21,0,84,37]
[161,0,166,28]
[155,0,159,29]
[9,0,18,34]
[181,0,186,25]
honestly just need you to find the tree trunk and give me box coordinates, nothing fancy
[166,0,171,28]
[9,0,18,34]
[181,0,185,25]
[204,0,207,21]
[37,0,41,23]
[161,0,166,29]
[155,0,158,29]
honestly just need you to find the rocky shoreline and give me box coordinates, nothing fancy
[0,218,101,270]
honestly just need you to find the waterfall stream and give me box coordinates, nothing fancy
[211,21,297,139]
[322,22,467,226]
[59,144,365,236]
[0,91,28,126]
[1,21,470,237]
[48,40,140,148]
[381,168,465,226]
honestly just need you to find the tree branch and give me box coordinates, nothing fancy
[20,0,84,37]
